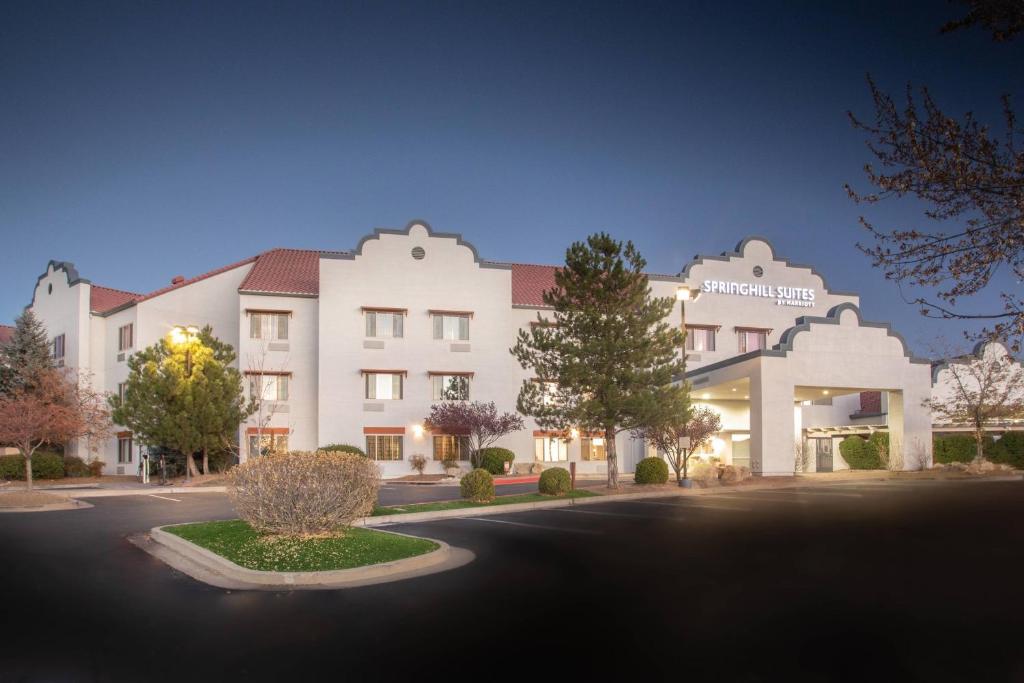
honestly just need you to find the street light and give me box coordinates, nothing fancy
[676,287,701,360]
[170,325,200,376]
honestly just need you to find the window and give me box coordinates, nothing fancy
[118,323,134,351]
[364,372,403,400]
[737,328,768,353]
[366,435,403,461]
[535,436,568,462]
[248,433,288,457]
[364,309,405,338]
[117,382,128,403]
[581,437,607,461]
[248,311,289,341]
[117,434,133,464]
[431,374,470,401]
[433,435,471,461]
[52,334,65,360]
[248,374,289,401]
[685,326,716,352]
[431,312,470,341]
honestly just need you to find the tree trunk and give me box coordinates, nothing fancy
[974,429,986,463]
[201,447,209,475]
[185,452,199,479]
[24,453,33,491]
[605,427,618,489]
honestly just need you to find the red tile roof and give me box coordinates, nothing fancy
[508,263,561,307]
[239,249,323,296]
[0,324,13,345]
[90,285,143,314]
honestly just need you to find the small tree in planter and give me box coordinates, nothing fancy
[424,401,524,468]
[634,405,721,485]
[409,454,428,477]
[442,458,461,477]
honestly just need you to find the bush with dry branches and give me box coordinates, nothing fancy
[228,451,380,536]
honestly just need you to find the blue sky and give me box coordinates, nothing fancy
[1,0,1020,354]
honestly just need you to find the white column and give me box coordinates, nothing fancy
[749,362,796,476]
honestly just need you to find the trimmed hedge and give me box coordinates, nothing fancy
[460,468,495,503]
[838,436,882,470]
[63,455,90,478]
[634,457,669,484]
[319,444,367,457]
[0,452,65,480]
[933,434,995,464]
[990,432,1024,470]
[479,447,516,476]
[538,467,571,495]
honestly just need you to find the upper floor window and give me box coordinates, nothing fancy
[685,325,717,352]
[363,371,404,400]
[363,308,405,338]
[430,372,471,401]
[247,310,289,341]
[52,334,65,360]
[117,382,128,403]
[737,327,770,353]
[248,373,289,402]
[430,310,471,341]
[118,323,134,352]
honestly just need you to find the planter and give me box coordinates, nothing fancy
[678,478,693,488]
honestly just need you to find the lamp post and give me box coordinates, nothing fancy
[169,325,200,482]
[676,287,701,361]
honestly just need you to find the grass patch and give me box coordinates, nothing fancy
[373,489,599,516]
[164,520,438,572]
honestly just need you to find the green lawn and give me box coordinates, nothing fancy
[164,520,438,572]
[372,489,599,516]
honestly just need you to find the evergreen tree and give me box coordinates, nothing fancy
[0,310,54,395]
[511,233,690,488]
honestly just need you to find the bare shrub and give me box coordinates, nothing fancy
[720,465,751,484]
[228,451,380,536]
[690,461,721,487]
[409,454,427,475]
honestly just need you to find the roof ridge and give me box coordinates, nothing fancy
[91,283,144,297]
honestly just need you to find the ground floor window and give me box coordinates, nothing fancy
[433,435,470,461]
[581,436,607,461]
[535,436,568,462]
[248,433,288,457]
[117,435,133,464]
[366,435,403,461]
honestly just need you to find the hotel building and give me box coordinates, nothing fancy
[15,220,1014,478]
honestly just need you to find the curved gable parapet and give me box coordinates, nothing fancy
[773,301,927,363]
[329,219,509,270]
[28,260,90,309]
[931,339,1023,384]
[679,234,858,297]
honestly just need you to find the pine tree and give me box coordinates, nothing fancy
[0,309,54,396]
[511,233,690,488]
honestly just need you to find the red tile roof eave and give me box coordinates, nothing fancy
[0,324,14,344]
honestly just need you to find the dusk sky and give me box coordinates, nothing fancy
[1,0,1020,354]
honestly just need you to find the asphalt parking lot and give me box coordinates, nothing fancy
[1,479,1022,682]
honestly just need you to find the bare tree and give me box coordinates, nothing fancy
[846,4,1024,349]
[927,341,1024,462]
[424,401,524,468]
[243,338,289,459]
[634,405,721,484]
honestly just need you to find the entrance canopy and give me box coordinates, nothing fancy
[684,303,933,475]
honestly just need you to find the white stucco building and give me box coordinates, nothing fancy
[14,220,1016,478]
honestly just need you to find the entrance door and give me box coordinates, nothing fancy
[813,438,833,472]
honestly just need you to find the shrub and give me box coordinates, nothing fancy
[720,465,751,483]
[932,435,995,464]
[868,432,890,468]
[410,454,428,475]
[479,447,516,475]
[206,449,234,474]
[538,467,571,495]
[690,461,720,486]
[318,444,367,457]
[839,436,881,469]
[63,455,90,478]
[87,459,105,477]
[460,468,494,503]
[990,432,1024,469]
[0,455,21,480]
[441,458,459,472]
[634,457,669,484]
[228,451,380,536]
[0,452,65,480]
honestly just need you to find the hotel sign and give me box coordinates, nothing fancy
[701,280,815,308]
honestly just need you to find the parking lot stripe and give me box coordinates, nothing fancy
[628,500,753,512]
[758,489,864,498]
[707,494,810,505]
[462,517,602,535]
[551,507,654,519]
[148,494,181,502]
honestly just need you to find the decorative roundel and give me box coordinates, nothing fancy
[411,246,426,260]
[753,266,764,278]
[48,283,53,294]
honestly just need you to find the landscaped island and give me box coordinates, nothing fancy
[373,489,598,516]
[165,520,438,572]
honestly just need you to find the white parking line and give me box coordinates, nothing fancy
[552,507,654,519]
[708,494,810,505]
[148,494,181,502]
[462,516,602,535]
[760,489,864,498]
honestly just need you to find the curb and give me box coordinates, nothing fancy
[149,524,469,589]
[50,486,228,498]
[0,498,94,513]
[358,473,1024,526]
